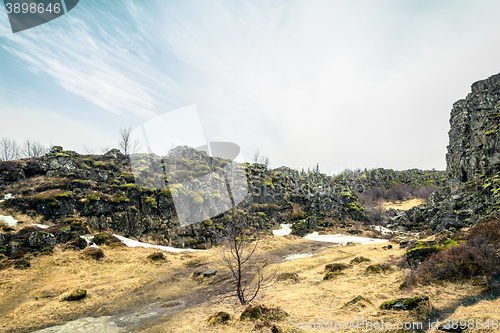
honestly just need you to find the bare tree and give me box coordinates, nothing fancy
[213,210,277,305]
[252,149,270,166]
[101,146,112,154]
[83,145,95,155]
[22,139,48,158]
[118,126,142,155]
[0,137,20,161]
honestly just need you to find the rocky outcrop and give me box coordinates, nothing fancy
[0,144,451,248]
[387,73,500,233]
[447,73,500,191]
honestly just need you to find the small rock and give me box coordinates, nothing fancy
[202,269,217,277]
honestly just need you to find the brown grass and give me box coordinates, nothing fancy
[382,198,426,211]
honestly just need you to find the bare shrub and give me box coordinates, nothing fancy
[407,243,496,286]
[0,138,20,161]
[359,187,384,208]
[213,210,277,305]
[467,216,500,244]
[252,149,270,166]
[118,126,142,155]
[386,183,413,202]
[407,217,500,286]
[414,186,440,199]
[21,139,48,158]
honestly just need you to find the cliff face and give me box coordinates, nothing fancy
[387,73,500,232]
[447,73,500,191]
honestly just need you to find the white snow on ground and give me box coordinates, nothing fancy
[0,193,14,203]
[0,215,18,227]
[32,224,50,229]
[273,224,389,245]
[282,252,316,262]
[272,224,292,236]
[113,234,206,252]
[79,235,99,248]
[370,225,395,234]
[303,232,388,245]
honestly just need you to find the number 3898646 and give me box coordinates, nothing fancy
[5,2,61,14]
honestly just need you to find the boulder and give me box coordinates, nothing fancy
[202,269,217,277]
[28,231,56,249]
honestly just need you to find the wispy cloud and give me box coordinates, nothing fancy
[0,1,171,117]
[2,0,500,170]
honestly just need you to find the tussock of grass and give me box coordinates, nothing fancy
[81,247,104,260]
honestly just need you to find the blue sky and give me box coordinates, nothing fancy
[1,0,500,173]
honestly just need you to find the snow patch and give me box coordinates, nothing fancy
[282,252,316,262]
[113,234,206,252]
[32,224,50,229]
[0,193,14,203]
[303,232,388,245]
[370,225,395,234]
[272,224,292,236]
[0,215,18,227]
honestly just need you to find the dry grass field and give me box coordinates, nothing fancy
[1,221,499,333]
[383,198,426,211]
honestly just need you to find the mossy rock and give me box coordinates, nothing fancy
[92,233,109,245]
[14,259,30,270]
[240,304,288,322]
[54,192,73,200]
[145,197,158,208]
[325,263,349,272]
[365,264,391,274]
[323,271,343,280]
[160,188,172,198]
[64,237,88,250]
[404,239,458,269]
[147,252,165,261]
[112,196,130,203]
[28,231,56,249]
[91,232,123,247]
[88,195,100,202]
[62,289,87,301]
[350,256,371,264]
[379,296,429,311]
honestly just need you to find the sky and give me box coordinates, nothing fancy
[1,0,500,174]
